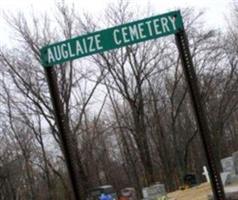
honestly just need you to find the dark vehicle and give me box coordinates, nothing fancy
[87,185,118,200]
[183,173,197,187]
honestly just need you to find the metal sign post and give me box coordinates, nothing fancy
[44,67,82,200]
[175,30,225,200]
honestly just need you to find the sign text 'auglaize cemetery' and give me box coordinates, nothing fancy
[40,10,183,66]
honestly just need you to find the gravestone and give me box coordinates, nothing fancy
[221,156,235,173]
[209,153,238,199]
[142,183,167,200]
[208,185,238,200]
[220,155,238,186]
[232,151,238,174]
[220,172,232,186]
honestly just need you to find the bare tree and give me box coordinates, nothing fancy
[0,2,106,199]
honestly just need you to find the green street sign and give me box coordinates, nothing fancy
[40,10,183,67]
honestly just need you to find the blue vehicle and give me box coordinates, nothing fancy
[88,185,118,200]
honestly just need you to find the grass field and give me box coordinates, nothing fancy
[167,182,212,200]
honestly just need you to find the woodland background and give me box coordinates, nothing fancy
[0,1,238,199]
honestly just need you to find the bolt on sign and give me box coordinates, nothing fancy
[40,10,183,66]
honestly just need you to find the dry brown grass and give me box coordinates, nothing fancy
[167,182,211,200]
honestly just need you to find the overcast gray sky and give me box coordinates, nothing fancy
[0,0,234,47]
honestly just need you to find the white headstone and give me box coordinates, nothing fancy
[142,184,166,199]
[232,152,238,174]
[220,172,231,186]
[221,156,235,173]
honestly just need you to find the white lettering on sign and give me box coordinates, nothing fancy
[43,11,182,65]
[53,46,62,61]
[112,16,177,46]
[88,36,95,52]
[137,22,146,39]
[128,25,139,41]
[61,43,68,59]
[161,17,170,32]
[76,40,84,54]
[113,29,121,45]
[121,27,130,43]
[95,34,103,50]
[153,18,162,35]
[46,34,103,63]
[145,21,153,36]
[168,16,177,30]
[48,49,55,63]
[68,43,75,57]
[82,38,88,53]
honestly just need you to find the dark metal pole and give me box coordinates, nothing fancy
[44,66,81,200]
[175,30,225,200]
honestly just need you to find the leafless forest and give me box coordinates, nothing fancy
[0,1,238,199]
